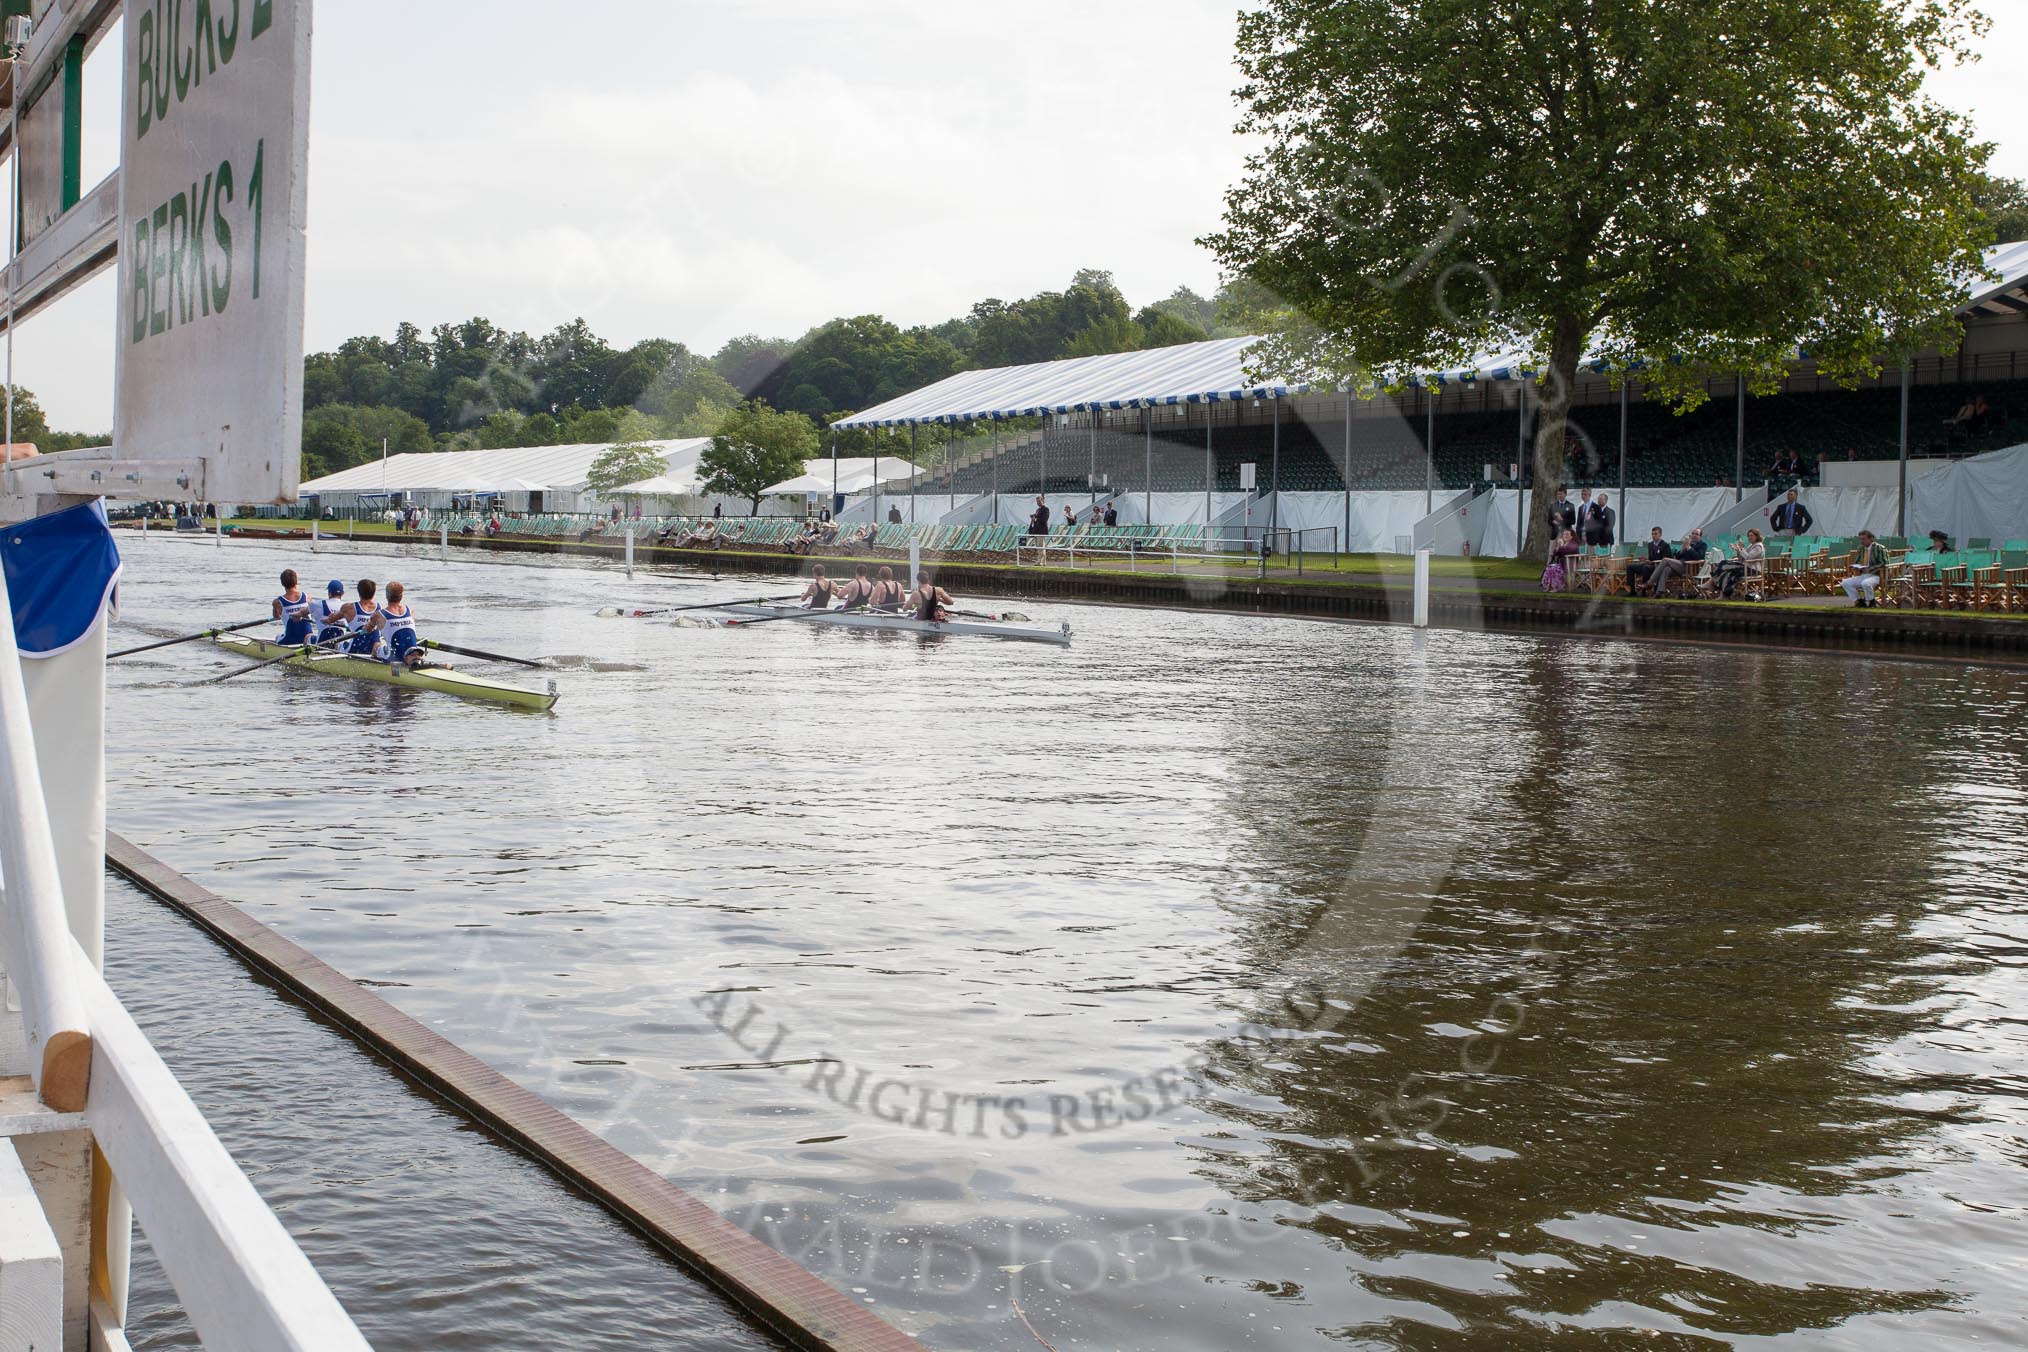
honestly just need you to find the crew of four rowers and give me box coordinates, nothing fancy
[271,570,443,669]
[797,564,953,622]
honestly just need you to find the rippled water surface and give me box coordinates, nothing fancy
[103,531,2028,1350]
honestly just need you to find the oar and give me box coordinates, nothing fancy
[721,607,840,628]
[109,617,268,660]
[197,633,353,684]
[422,638,544,669]
[596,592,802,619]
[949,608,1031,623]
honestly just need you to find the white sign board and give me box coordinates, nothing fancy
[113,0,313,504]
[1239,462,1256,491]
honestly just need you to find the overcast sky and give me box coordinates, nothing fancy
[13,0,2028,431]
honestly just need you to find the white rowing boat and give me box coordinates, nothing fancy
[211,635,561,710]
[722,603,1072,646]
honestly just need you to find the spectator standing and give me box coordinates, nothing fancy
[888,505,903,524]
[1548,488,1579,539]
[1582,492,1615,547]
[1103,502,1118,527]
[1769,489,1813,536]
[1027,496,1050,538]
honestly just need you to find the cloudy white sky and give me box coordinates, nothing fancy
[13,0,2028,431]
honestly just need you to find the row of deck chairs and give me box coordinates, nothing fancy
[1561,532,2028,609]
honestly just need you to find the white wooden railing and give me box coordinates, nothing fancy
[0,563,93,1114]
[0,565,370,1348]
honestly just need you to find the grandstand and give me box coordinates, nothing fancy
[839,243,2028,507]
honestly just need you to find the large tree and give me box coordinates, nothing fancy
[699,402,818,513]
[1208,0,1996,555]
[584,442,670,498]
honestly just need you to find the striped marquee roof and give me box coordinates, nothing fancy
[835,243,2028,429]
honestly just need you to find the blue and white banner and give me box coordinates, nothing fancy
[3,499,123,658]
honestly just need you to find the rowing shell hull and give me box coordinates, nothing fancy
[723,605,1071,646]
[211,635,560,710]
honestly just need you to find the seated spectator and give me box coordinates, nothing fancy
[1766,450,1803,486]
[1839,529,1887,607]
[819,519,840,546]
[678,518,721,548]
[1769,488,1812,535]
[1647,528,1708,596]
[1542,528,1581,592]
[1927,528,1953,553]
[1713,527,1766,599]
[788,520,823,555]
[1626,527,1673,592]
[1944,394,1977,427]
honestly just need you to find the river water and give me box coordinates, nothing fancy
[101,531,2028,1350]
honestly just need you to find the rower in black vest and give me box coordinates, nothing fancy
[911,570,953,623]
[800,564,838,609]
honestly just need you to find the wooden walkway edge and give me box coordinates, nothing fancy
[103,832,929,1352]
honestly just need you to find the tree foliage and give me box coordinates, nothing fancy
[699,402,819,512]
[295,273,1253,470]
[1207,0,1996,553]
[1975,174,2028,245]
[584,442,671,498]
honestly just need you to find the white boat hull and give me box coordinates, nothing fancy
[722,604,1071,646]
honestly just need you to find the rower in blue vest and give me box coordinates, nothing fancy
[366,580,442,669]
[273,570,316,645]
[310,579,349,644]
[338,579,381,655]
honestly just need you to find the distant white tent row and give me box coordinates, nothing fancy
[834,242,2028,428]
[299,438,917,513]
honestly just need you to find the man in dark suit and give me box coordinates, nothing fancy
[1769,489,1813,535]
[1548,488,1579,539]
[1767,450,1803,486]
[1647,528,1709,596]
[1625,527,1673,592]
[1582,492,1616,547]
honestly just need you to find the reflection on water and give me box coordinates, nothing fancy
[104,533,2028,1349]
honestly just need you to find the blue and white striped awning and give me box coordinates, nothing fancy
[834,242,2028,429]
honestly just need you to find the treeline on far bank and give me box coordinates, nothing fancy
[296,269,1254,479]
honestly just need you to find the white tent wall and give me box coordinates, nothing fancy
[1718,486,1907,540]
[1910,442,2028,541]
[1411,490,1484,556]
[1267,492,1431,553]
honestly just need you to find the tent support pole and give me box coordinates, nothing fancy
[1516,380,1527,555]
[1205,403,1213,529]
[1343,391,1352,554]
[1897,361,1911,537]
[1734,373,1746,503]
[1144,407,1152,521]
[993,422,1000,522]
[1424,388,1434,515]
[1089,411,1097,507]
[1270,394,1281,534]
[910,424,918,523]
[1617,378,1628,539]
